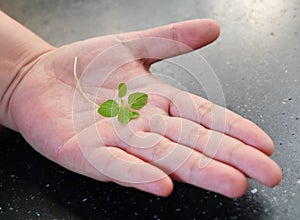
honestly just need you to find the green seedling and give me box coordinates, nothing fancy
[97,83,147,124]
[74,57,148,125]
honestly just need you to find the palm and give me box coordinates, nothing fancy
[10,20,281,197]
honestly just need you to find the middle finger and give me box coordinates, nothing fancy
[116,130,248,198]
[146,115,282,187]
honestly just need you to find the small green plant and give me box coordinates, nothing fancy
[74,57,148,125]
[97,82,148,124]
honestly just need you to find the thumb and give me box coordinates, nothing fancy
[114,19,220,64]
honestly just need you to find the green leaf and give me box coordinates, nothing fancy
[118,83,127,98]
[128,92,148,110]
[98,100,120,117]
[118,106,132,125]
[131,111,140,119]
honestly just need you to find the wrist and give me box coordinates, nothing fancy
[0,11,54,130]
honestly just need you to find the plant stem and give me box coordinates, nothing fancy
[73,57,100,108]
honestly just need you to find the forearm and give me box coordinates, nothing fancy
[0,10,54,130]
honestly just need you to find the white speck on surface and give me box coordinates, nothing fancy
[35,212,40,217]
[282,101,286,104]
[297,180,300,186]
[81,198,88,202]
[153,214,159,219]
[45,184,50,188]
[251,188,258,194]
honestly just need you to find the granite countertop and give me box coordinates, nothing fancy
[0,0,299,219]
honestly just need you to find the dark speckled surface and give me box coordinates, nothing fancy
[0,0,299,219]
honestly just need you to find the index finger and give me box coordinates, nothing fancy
[169,91,274,155]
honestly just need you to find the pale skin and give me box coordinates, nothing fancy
[0,11,282,198]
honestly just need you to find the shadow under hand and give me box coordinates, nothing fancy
[0,129,269,220]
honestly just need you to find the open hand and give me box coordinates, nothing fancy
[10,19,282,197]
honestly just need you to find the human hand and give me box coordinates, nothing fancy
[9,19,281,197]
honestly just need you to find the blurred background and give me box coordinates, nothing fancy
[0,0,299,219]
